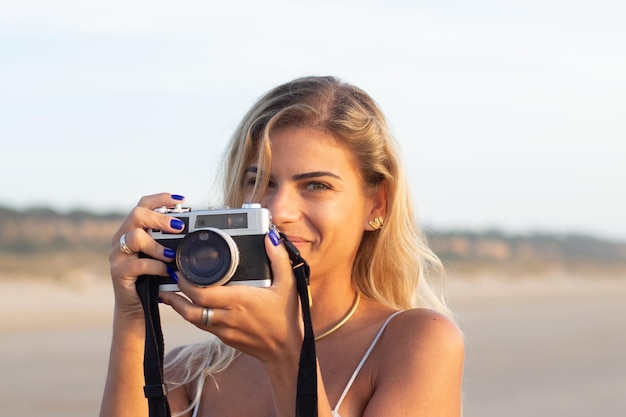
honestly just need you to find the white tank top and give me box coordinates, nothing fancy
[332,311,403,417]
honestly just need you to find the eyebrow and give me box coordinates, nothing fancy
[294,171,343,181]
[244,167,342,181]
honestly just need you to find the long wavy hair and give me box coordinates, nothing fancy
[165,76,452,416]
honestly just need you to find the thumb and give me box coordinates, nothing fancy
[265,229,296,290]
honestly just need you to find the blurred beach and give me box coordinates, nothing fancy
[1,273,625,417]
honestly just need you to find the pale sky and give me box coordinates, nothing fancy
[2,1,625,241]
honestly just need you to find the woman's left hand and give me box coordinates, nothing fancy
[158,233,304,366]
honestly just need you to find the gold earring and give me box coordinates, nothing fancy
[368,216,384,230]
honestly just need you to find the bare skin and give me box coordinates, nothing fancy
[100,127,464,417]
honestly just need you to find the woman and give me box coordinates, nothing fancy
[100,76,464,417]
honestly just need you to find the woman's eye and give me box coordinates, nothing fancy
[245,176,276,189]
[306,182,329,191]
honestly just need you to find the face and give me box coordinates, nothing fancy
[243,127,381,283]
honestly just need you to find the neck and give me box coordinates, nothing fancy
[314,292,360,342]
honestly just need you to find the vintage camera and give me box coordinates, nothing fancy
[151,203,272,291]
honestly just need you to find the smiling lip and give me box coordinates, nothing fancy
[284,235,309,247]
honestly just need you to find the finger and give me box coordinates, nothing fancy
[136,192,186,210]
[265,233,297,291]
[112,193,185,242]
[113,228,177,263]
[175,275,242,310]
[109,253,169,282]
[159,291,218,330]
[111,193,187,245]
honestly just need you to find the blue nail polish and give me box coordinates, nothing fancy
[170,218,185,230]
[268,228,281,246]
[172,194,185,201]
[166,265,178,283]
[158,297,164,304]
[164,248,176,258]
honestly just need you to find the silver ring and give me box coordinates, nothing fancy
[119,233,134,255]
[201,307,214,327]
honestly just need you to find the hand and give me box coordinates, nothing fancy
[108,193,186,317]
[159,232,304,366]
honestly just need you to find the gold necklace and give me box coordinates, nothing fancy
[314,293,361,341]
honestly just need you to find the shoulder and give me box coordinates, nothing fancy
[388,308,464,344]
[362,311,464,415]
[163,345,196,416]
[376,309,464,373]
[164,344,200,370]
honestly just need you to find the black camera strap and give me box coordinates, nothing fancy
[280,233,318,417]
[136,274,171,417]
[135,234,317,417]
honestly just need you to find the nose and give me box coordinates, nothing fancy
[263,185,300,226]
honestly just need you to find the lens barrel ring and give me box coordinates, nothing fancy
[175,228,240,287]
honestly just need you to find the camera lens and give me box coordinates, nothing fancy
[176,229,239,286]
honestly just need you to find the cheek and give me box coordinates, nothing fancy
[318,206,364,241]
[259,192,277,213]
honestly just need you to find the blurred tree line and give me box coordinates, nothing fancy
[0,206,123,253]
[1,206,625,279]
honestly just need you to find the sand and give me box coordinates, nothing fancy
[447,276,626,417]
[1,274,625,417]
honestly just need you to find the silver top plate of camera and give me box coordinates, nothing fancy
[151,204,271,239]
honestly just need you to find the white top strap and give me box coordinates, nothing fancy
[191,375,206,417]
[332,311,403,416]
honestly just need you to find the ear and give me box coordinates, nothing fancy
[365,180,388,231]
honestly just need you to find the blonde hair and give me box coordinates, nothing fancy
[220,75,449,312]
[165,76,452,415]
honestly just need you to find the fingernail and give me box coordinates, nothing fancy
[164,248,176,258]
[172,194,185,201]
[268,227,281,247]
[167,265,178,283]
[170,218,185,230]
[158,297,164,304]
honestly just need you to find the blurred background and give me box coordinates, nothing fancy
[1,1,625,416]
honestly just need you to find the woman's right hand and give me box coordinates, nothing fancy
[108,193,186,318]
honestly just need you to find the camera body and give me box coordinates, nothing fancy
[151,203,272,291]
